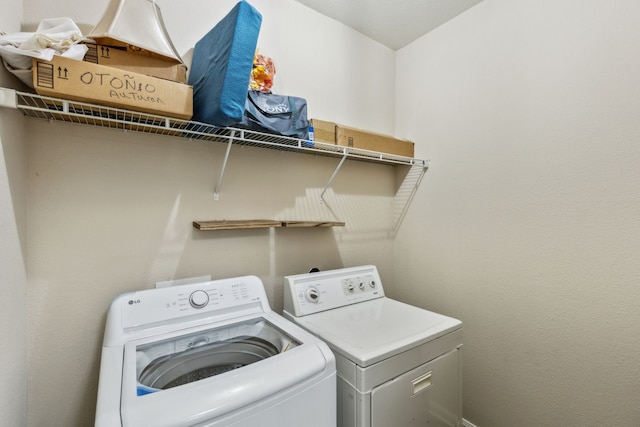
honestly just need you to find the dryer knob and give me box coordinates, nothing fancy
[306,287,320,303]
[189,290,209,309]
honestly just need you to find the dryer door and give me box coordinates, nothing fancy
[370,348,461,427]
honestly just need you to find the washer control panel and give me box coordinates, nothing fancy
[118,275,267,329]
[284,265,385,317]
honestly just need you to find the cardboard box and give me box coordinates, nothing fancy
[83,43,187,83]
[310,119,337,144]
[32,55,193,120]
[336,125,414,158]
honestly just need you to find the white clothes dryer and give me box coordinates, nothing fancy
[283,265,463,427]
[95,275,336,427]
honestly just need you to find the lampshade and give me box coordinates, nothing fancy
[88,0,183,64]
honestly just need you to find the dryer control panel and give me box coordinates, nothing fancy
[283,265,385,317]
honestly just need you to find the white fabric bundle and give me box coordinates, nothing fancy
[0,17,88,86]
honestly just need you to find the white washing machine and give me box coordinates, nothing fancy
[283,265,463,427]
[95,275,336,427]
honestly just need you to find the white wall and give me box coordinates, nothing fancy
[0,2,28,427]
[15,1,398,426]
[0,99,28,427]
[394,1,640,426]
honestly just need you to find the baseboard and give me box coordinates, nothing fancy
[462,419,478,427]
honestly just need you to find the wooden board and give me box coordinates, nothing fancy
[193,220,345,230]
[282,221,345,228]
[193,220,282,231]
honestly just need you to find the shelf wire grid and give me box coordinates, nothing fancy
[11,90,428,167]
[0,88,429,231]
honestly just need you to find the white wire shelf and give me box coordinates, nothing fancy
[1,88,428,168]
[0,87,428,228]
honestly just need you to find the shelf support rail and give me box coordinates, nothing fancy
[320,150,349,202]
[213,130,237,201]
[392,162,428,236]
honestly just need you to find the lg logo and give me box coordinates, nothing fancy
[128,299,141,305]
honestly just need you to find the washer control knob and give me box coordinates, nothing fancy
[359,282,365,290]
[306,287,320,303]
[189,290,209,309]
[347,283,355,292]
[369,280,376,288]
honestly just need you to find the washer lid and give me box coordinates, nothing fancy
[290,297,461,367]
[135,318,296,393]
[120,313,335,427]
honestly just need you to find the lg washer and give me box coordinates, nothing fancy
[95,275,336,427]
[283,265,463,427]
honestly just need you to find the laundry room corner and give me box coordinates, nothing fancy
[6,0,638,426]
[8,0,403,425]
